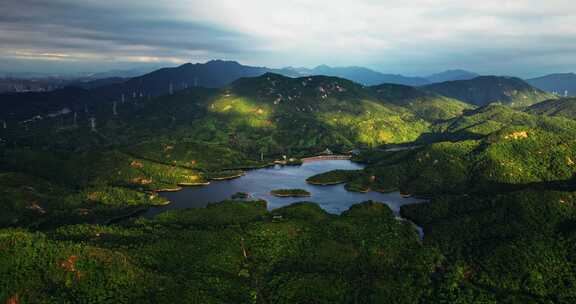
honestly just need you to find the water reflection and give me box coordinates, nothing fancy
[146,160,423,217]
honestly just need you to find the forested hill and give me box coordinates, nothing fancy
[527,73,576,96]
[0,72,470,230]
[2,71,576,303]
[0,62,483,122]
[370,83,472,121]
[423,75,556,107]
[525,97,576,119]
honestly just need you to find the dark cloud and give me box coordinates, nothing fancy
[0,0,259,72]
[0,0,576,76]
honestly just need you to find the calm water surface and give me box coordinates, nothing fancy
[146,160,423,217]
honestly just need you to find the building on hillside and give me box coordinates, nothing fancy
[321,148,333,155]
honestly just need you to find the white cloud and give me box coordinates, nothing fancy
[164,0,576,73]
[1,0,576,75]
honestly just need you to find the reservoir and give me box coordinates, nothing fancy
[146,159,423,217]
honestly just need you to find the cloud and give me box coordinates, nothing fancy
[0,0,259,71]
[0,0,576,76]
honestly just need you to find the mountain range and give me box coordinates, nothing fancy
[4,60,576,98]
[423,76,555,107]
[527,73,576,97]
[3,60,576,303]
[425,69,479,83]
[0,61,556,122]
[0,60,479,94]
[280,65,433,86]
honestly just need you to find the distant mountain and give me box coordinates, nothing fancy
[0,60,440,121]
[426,69,479,83]
[0,60,276,120]
[278,65,431,86]
[526,73,576,97]
[0,60,269,116]
[0,61,487,103]
[86,66,162,80]
[120,60,271,93]
[68,77,127,89]
[423,76,556,107]
[280,66,482,86]
[0,61,527,122]
[525,97,576,119]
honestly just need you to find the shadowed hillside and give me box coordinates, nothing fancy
[423,76,555,107]
[525,97,576,119]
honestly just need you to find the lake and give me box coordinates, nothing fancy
[145,159,424,217]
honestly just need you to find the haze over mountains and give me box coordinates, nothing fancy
[0,60,564,123]
[3,60,575,97]
[281,64,433,86]
[527,73,576,97]
[425,69,479,83]
[423,76,555,107]
[1,60,465,92]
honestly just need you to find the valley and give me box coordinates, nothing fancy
[2,65,576,303]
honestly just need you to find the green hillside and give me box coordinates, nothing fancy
[400,189,576,302]
[371,83,473,121]
[0,74,567,226]
[526,97,576,119]
[3,73,576,303]
[1,200,441,303]
[0,74,442,226]
[423,76,556,107]
[323,105,576,195]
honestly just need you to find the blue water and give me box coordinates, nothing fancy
[146,160,424,217]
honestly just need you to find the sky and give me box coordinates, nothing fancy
[1,0,576,77]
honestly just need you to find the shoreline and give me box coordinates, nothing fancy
[116,157,364,223]
[177,182,211,186]
[271,193,312,198]
[209,171,246,181]
[270,189,312,198]
[301,155,352,163]
[155,187,183,192]
[306,180,345,186]
[271,194,312,197]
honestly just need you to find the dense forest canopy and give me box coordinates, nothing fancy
[1,70,576,303]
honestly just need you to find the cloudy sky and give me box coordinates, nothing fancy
[1,0,576,77]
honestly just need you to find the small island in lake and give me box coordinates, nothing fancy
[231,192,250,200]
[270,188,311,197]
[306,169,360,185]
